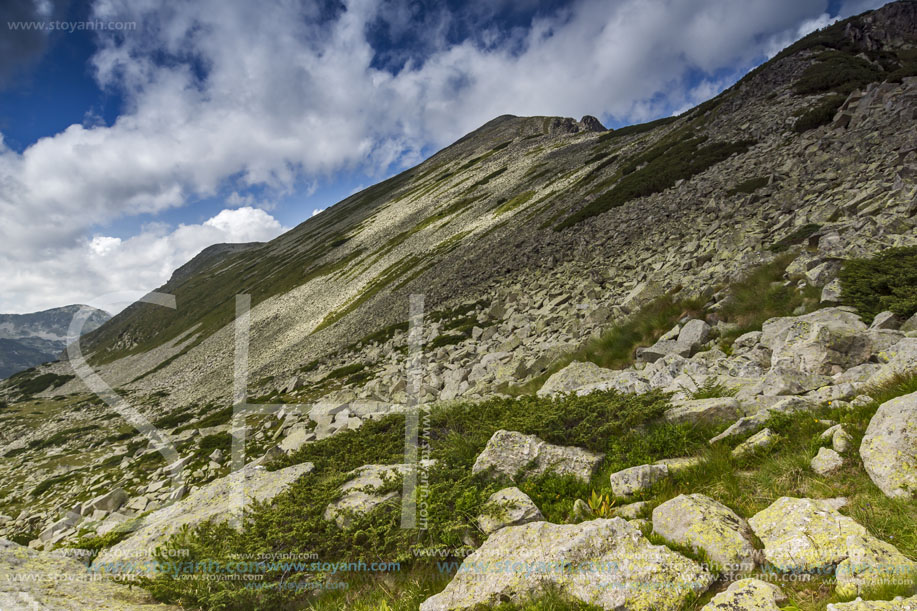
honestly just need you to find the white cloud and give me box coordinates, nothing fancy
[0,0,884,312]
[1,207,287,314]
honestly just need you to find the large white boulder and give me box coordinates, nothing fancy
[476,487,544,535]
[652,494,757,568]
[701,579,787,611]
[537,361,619,397]
[860,391,917,498]
[762,308,871,376]
[419,519,714,611]
[472,430,603,483]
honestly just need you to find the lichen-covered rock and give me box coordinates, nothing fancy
[835,533,917,597]
[654,456,703,473]
[763,308,871,376]
[477,487,544,535]
[710,397,811,445]
[827,595,917,610]
[652,494,757,568]
[701,579,787,610]
[325,461,435,528]
[609,464,669,497]
[94,463,313,574]
[472,430,603,483]
[870,311,901,330]
[0,538,178,610]
[664,398,741,426]
[537,361,618,397]
[811,447,844,475]
[867,338,917,385]
[636,340,693,363]
[732,428,779,458]
[748,497,868,572]
[419,518,714,611]
[860,391,917,498]
[821,424,853,453]
[678,319,712,349]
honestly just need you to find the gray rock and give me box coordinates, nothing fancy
[636,340,692,363]
[828,595,917,610]
[652,494,757,567]
[654,456,703,473]
[902,312,917,334]
[867,338,917,385]
[536,361,619,397]
[472,430,603,483]
[609,463,669,497]
[701,579,787,610]
[0,538,180,610]
[748,497,867,572]
[279,424,315,453]
[572,498,594,521]
[477,487,544,535]
[821,278,842,305]
[612,501,648,520]
[759,367,833,395]
[860,391,917,498]
[664,398,741,426]
[870,311,901,330]
[419,519,714,611]
[811,447,844,475]
[764,308,871,376]
[621,280,663,312]
[835,533,917,598]
[89,488,128,513]
[677,319,712,349]
[732,428,779,458]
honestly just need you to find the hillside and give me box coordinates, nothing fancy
[1,3,917,610]
[0,305,110,378]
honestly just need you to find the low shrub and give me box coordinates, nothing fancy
[840,247,917,324]
[793,95,847,133]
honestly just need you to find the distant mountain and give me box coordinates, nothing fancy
[0,305,111,378]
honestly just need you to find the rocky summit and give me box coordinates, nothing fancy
[1,2,917,610]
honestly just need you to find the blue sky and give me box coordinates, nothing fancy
[0,0,887,313]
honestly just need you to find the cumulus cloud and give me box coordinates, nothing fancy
[2,207,287,314]
[0,0,892,312]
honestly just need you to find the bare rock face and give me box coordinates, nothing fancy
[762,308,871,376]
[94,463,314,574]
[701,579,787,611]
[419,518,714,611]
[537,361,619,397]
[652,494,757,568]
[476,487,543,535]
[0,538,178,610]
[472,430,603,483]
[860,390,917,498]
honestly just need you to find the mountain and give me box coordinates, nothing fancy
[1,3,917,609]
[0,305,110,378]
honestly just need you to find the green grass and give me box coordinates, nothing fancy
[493,190,536,216]
[793,95,847,133]
[793,51,880,96]
[558,132,754,229]
[839,247,917,324]
[6,372,75,397]
[715,254,820,348]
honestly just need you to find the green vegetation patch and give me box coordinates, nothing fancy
[7,372,75,397]
[558,132,754,229]
[840,246,917,324]
[595,116,677,144]
[793,51,880,96]
[493,190,536,216]
[793,94,847,133]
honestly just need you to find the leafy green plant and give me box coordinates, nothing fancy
[793,95,847,133]
[839,247,917,323]
[793,51,880,95]
[586,490,615,518]
[690,379,738,400]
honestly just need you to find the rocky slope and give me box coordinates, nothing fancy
[0,305,110,378]
[1,3,917,610]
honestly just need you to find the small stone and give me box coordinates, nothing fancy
[732,428,779,458]
[477,487,543,535]
[811,447,844,475]
[870,311,901,330]
[609,464,669,497]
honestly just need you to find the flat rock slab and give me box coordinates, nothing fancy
[537,361,619,397]
[828,596,917,610]
[472,430,603,483]
[94,462,313,574]
[477,487,543,535]
[419,518,714,611]
[609,464,668,497]
[860,390,917,498]
[0,538,178,610]
[701,578,786,610]
[748,495,914,593]
[652,494,757,567]
[665,398,741,426]
[749,497,866,572]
